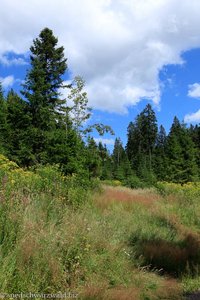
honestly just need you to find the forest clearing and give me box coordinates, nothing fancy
[0,155,200,299]
[0,18,200,300]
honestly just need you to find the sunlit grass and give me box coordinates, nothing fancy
[0,155,200,299]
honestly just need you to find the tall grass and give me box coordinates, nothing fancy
[1,155,199,298]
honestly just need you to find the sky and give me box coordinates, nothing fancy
[0,0,200,150]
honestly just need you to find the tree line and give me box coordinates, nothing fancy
[114,105,200,186]
[0,28,199,185]
[83,104,200,187]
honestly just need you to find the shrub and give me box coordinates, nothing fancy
[123,175,145,189]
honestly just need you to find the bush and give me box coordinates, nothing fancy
[123,175,145,189]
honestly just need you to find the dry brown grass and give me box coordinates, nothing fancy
[81,285,140,300]
[95,186,160,210]
[18,236,40,265]
[155,279,183,300]
[141,232,200,276]
[81,281,183,300]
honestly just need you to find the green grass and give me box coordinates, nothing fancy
[1,155,200,299]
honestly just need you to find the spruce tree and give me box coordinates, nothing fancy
[189,124,200,175]
[126,104,157,180]
[0,83,7,154]
[166,117,198,183]
[112,138,132,181]
[137,104,158,171]
[154,125,167,180]
[21,28,68,164]
[85,137,101,177]
[6,90,31,165]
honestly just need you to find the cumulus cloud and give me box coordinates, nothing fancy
[0,75,15,88]
[188,83,200,99]
[0,55,27,66]
[94,138,115,146]
[1,0,200,112]
[184,109,200,123]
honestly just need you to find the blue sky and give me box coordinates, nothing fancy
[91,48,200,148]
[0,0,200,151]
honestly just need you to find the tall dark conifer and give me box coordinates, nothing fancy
[126,104,157,178]
[137,104,158,169]
[166,117,198,183]
[0,83,7,154]
[6,90,31,165]
[154,125,167,180]
[98,142,112,179]
[21,28,68,164]
[113,138,132,180]
[189,124,200,174]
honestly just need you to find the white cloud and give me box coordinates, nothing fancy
[1,0,200,112]
[0,55,27,66]
[0,75,15,88]
[94,138,115,146]
[188,83,200,99]
[184,109,200,123]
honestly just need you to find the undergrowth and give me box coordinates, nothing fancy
[0,155,200,299]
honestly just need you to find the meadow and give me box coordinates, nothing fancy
[0,155,200,299]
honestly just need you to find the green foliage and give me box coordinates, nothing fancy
[126,104,157,182]
[112,138,133,182]
[166,117,198,183]
[85,137,101,178]
[102,179,122,186]
[67,76,92,134]
[123,175,145,189]
[126,108,199,184]
[21,28,68,165]
[0,27,199,186]
[189,124,200,175]
[22,28,67,114]
[153,125,168,181]
[5,90,31,165]
[0,84,7,155]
